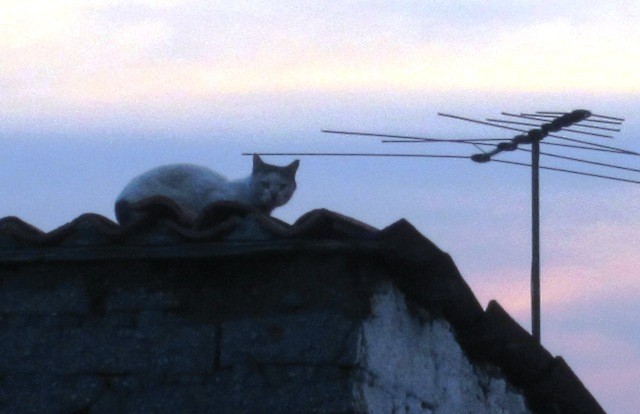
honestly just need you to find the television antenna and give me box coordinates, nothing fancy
[246,109,637,342]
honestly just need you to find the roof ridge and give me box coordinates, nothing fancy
[290,208,378,239]
[0,207,605,412]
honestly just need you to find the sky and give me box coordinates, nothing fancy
[2,1,639,412]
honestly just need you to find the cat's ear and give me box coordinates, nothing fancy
[284,159,300,177]
[253,154,266,172]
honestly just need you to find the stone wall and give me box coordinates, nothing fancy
[358,283,529,413]
[0,250,529,413]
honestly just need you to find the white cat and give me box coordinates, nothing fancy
[115,154,299,224]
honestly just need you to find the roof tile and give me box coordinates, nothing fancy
[0,200,606,412]
[290,209,378,240]
[0,217,45,248]
[459,300,554,386]
[379,219,444,265]
[525,357,605,414]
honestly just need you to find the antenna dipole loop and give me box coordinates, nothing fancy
[470,110,592,162]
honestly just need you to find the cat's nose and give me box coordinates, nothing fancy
[269,191,278,201]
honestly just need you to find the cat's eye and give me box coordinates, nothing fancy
[279,184,286,190]
[261,182,270,189]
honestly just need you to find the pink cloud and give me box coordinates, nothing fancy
[467,265,640,413]
[468,266,531,317]
[545,330,640,413]
[467,216,640,317]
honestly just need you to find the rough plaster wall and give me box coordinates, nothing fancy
[0,258,536,413]
[357,283,532,414]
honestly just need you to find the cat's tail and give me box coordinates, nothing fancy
[115,197,191,226]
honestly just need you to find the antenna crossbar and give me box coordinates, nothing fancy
[309,107,631,345]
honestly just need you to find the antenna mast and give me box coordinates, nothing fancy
[245,108,632,344]
[469,109,593,342]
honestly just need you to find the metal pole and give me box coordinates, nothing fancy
[464,109,604,344]
[531,139,541,342]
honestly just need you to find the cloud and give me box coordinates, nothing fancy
[0,1,81,49]
[545,329,640,413]
[469,240,640,319]
[2,1,640,120]
[469,243,640,413]
[464,182,640,316]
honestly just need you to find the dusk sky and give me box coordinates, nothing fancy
[2,2,639,412]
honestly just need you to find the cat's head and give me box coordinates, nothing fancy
[250,154,299,213]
